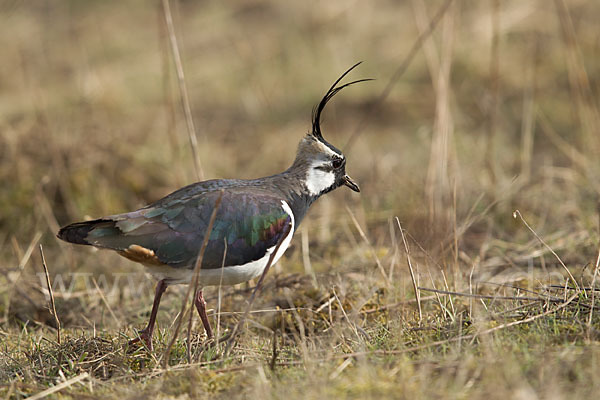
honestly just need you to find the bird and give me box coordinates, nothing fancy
[57,62,369,350]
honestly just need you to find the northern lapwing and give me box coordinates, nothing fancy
[57,63,368,350]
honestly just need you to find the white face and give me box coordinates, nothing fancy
[305,160,336,196]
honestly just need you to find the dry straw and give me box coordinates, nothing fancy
[39,244,61,345]
[162,191,223,367]
[161,0,205,181]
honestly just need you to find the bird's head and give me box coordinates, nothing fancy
[293,62,370,197]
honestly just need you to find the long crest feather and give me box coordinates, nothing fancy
[311,62,373,140]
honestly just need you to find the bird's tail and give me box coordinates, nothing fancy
[57,219,110,245]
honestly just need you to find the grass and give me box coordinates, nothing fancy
[2,0,600,398]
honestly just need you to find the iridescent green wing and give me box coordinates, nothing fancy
[76,188,292,268]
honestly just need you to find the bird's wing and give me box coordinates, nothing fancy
[59,188,293,269]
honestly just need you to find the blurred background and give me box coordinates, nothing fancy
[2,0,599,282]
[1,0,600,396]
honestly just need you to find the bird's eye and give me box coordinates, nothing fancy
[332,158,344,169]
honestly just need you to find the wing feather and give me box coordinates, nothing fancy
[59,188,293,269]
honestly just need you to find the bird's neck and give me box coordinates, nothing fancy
[258,161,323,228]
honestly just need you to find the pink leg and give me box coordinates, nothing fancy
[194,289,213,339]
[129,279,168,351]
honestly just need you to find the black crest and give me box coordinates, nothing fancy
[311,62,373,141]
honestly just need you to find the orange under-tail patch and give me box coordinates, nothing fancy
[118,244,164,265]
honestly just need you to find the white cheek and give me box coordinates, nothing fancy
[305,166,336,196]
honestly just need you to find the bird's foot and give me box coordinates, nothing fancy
[128,328,153,351]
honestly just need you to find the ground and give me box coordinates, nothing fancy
[2,0,600,399]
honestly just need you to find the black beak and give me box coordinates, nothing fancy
[343,175,360,192]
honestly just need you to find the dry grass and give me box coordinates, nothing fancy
[2,0,600,398]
